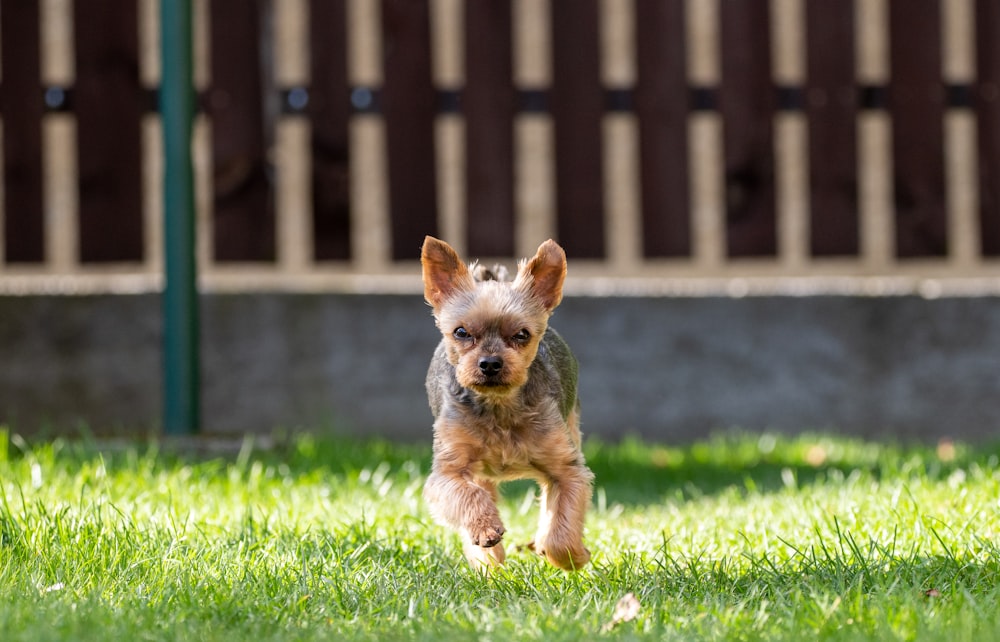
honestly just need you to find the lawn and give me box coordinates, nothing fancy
[1,428,1000,641]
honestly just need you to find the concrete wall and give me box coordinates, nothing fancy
[1,292,999,442]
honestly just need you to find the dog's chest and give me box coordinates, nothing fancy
[472,428,543,481]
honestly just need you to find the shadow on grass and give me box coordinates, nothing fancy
[583,432,1000,506]
[3,426,1000,509]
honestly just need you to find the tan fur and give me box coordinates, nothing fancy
[421,236,594,571]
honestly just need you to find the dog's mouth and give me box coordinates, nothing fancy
[466,378,518,395]
[470,380,512,391]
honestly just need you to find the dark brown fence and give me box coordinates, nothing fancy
[0,0,997,287]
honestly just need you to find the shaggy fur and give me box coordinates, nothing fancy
[421,236,594,571]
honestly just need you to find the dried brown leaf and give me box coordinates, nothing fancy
[601,592,641,632]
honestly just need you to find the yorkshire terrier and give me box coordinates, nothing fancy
[421,236,594,571]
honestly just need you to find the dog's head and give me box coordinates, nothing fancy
[421,236,566,395]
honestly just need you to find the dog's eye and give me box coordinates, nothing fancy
[512,329,531,343]
[453,327,471,340]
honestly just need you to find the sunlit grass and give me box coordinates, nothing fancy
[1,428,999,640]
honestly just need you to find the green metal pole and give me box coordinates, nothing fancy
[160,0,199,435]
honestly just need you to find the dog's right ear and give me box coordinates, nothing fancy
[421,236,474,309]
[515,239,567,312]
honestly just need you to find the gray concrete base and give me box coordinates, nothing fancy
[1,292,998,442]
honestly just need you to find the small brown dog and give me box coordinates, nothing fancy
[421,236,594,571]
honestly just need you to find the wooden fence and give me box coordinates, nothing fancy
[0,0,998,293]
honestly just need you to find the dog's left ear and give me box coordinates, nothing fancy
[422,236,475,310]
[517,239,567,312]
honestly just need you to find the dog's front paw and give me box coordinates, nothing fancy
[532,538,591,570]
[549,544,590,571]
[467,516,505,548]
[464,540,506,572]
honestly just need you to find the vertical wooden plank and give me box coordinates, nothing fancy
[274,117,311,272]
[856,0,893,268]
[550,0,605,258]
[44,116,80,271]
[772,0,808,268]
[381,0,438,260]
[431,0,465,253]
[138,0,163,272]
[804,0,858,256]
[689,114,725,268]
[601,0,641,269]
[274,0,311,271]
[465,1,515,257]
[976,0,1000,256]
[209,0,275,262]
[74,0,144,262]
[888,0,946,258]
[942,0,978,266]
[718,1,776,257]
[634,0,689,257]
[686,0,725,268]
[308,0,352,261]
[347,0,390,268]
[512,0,555,257]
[1,0,45,263]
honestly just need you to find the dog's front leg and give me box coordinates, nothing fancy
[533,463,594,570]
[424,464,506,569]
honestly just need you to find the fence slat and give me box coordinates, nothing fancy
[976,0,1000,256]
[719,0,777,257]
[550,0,604,258]
[74,0,144,263]
[209,0,275,262]
[805,0,858,257]
[888,0,947,258]
[1,0,45,263]
[381,0,438,260]
[309,0,352,261]
[634,0,689,258]
[465,1,515,257]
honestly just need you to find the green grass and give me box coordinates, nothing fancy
[2,428,1000,641]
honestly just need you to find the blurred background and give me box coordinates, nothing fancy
[0,0,998,441]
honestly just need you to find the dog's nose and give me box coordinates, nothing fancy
[478,356,504,377]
